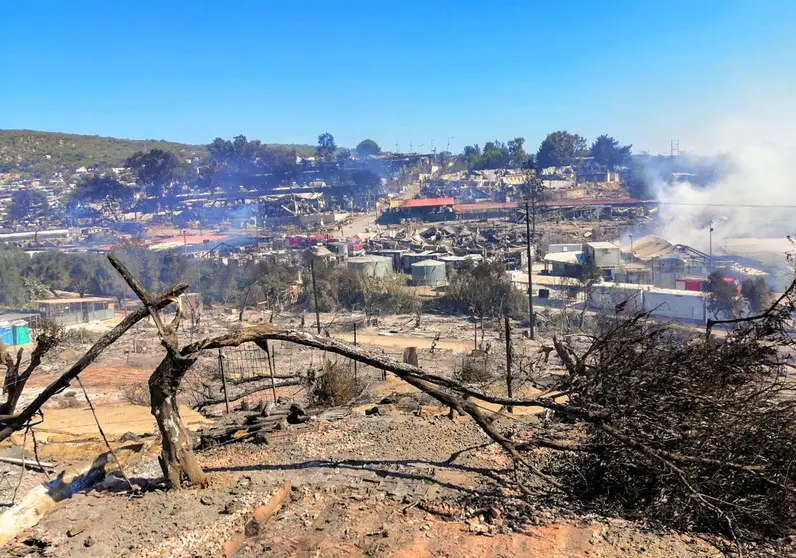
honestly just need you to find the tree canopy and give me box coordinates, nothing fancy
[355,139,381,158]
[202,135,299,193]
[460,140,512,170]
[125,149,180,198]
[71,174,136,221]
[741,276,771,313]
[706,269,741,318]
[316,133,337,163]
[590,135,632,168]
[507,137,528,169]
[7,189,50,222]
[535,131,587,169]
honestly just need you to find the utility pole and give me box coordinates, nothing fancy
[709,221,714,275]
[310,256,321,334]
[524,187,536,340]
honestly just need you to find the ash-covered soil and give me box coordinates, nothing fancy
[3,408,732,558]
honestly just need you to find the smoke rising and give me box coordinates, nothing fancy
[649,98,796,255]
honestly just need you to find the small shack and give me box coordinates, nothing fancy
[583,241,621,268]
[33,297,116,326]
[543,251,584,278]
[411,259,447,286]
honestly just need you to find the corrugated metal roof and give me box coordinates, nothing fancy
[453,202,518,212]
[401,197,455,208]
[34,297,114,304]
[0,312,39,321]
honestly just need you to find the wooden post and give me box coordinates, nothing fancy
[264,341,277,403]
[218,349,230,414]
[310,257,321,335]
[353,323,358,379]
[504,316,513,414]
[525,198,535,340]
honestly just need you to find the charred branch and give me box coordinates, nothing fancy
[0,284,188,443]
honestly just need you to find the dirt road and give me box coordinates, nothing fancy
[339,331,472,353]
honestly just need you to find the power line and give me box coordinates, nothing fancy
[655,202,796,209]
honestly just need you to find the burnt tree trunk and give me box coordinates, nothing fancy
[106,253,206,490]
[149,353,207,488]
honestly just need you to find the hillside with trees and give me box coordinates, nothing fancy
[0,129,315,178]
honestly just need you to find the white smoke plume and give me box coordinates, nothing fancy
[651,96,796,257]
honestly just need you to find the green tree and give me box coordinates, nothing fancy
[590,135,632,168]
[443,260,525,320]
[125,148,180,197]
[462,145,482,169]
[623,161,650,199]
[479,141,510,169]
[204,135,268,192]
[535,131,587,169]
[741,277,771,313]
[706,269,740,318]
[8,190,50,222]
[0,247,30,306]
[355,139,381,158]
[507,137,527,169]
[336,148,352,165]
[72,174,135,220]
[316,133,337,163]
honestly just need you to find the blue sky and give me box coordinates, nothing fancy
[1,0,794,154]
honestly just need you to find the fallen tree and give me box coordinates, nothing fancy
[176,277,796,540]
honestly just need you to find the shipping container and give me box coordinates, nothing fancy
[643,289,707,324]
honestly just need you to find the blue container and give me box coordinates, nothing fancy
[0,323,13,346]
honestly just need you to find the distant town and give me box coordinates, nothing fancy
[0,129,780,337]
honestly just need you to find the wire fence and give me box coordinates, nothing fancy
[219,344,272,382]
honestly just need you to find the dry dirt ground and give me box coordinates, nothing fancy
[4,409,728,558]
[0,312,770,557]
